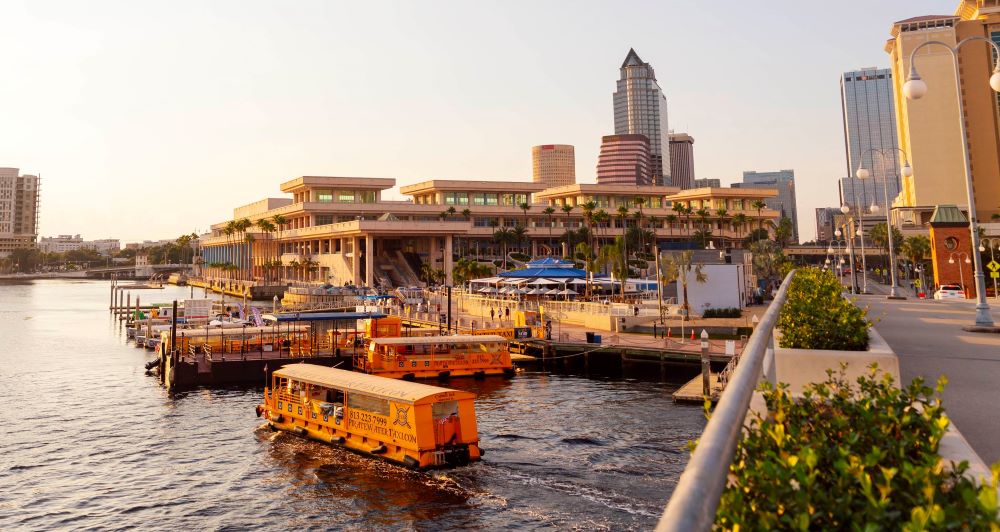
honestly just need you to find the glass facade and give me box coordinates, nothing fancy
[613,49,671,186]
[840,68,900,193]
[735,170,799,242]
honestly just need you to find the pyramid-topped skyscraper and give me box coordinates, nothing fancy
[613,48,670,186]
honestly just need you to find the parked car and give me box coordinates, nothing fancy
[933,284,965,300]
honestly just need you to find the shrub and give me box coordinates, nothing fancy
[628,258,648,268]
[703,307,741,319]
[510,252,530,262]
[778,268,869,351]
[716,368,1000,530]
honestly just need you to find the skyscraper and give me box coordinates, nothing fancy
[0,167,40,258]
[668,133,695,189]
[733,170,798,242]
[531,144,576,188]
[838,176,900,212]
[596,134,652,186]
[840,67,900,183]
[885,4,1000,222]
[613,48,670,186]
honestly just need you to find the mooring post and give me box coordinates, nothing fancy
[700,329,710,397]
[125,292,131,323]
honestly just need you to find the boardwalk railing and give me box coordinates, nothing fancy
[656,270,795,531]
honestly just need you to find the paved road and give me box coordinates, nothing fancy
[856,292,1000,463]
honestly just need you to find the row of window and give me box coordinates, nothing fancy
[442,192,530,207]
[313,190,377,204]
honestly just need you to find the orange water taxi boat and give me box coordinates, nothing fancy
[258,363,482,469]
[356,335,514,380]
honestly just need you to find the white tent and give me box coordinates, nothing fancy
[526,278,557,285]
[471,277,504,284]
[558,289,578,295]
[478,287,497,293]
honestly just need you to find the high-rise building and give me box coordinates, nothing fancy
[668,133,695,189]
[733,170,798,242]
[596,134,652,186]
[614,48,670,186]
[531,144,576,188]
[815,207,842,243]
[694,178,721,188]
[885,3,1000,223]
[840,67,900,183]
[0,167,40,258]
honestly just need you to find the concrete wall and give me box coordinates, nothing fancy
[679,264,747,316]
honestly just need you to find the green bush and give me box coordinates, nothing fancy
[510,252,530,262]
[778,268,869,351]
[703,307,741,318]
[716,368,1000,530]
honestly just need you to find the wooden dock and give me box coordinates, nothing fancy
[672,373,722,404]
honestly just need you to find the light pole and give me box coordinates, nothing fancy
[857,147,912,299]
[841,204,868,293]
[836,227,858,293]
[979,238,999,301]
[903,36,1000,326]
[828,239,847,287]
[948,252,972,296]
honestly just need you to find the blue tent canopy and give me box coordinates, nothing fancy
[525,257,576,268]
[498,267,588,278]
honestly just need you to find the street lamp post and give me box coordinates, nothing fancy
[857,148,912,299]
[836,228,858,293]
[828,239,847,287]
[948,252,972,296]
[841,203,868,293]
[903,36,1000,326]
[979,238,999,301]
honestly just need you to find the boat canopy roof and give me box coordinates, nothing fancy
[274,363,474,404]
[169,324,310,337]
[369,334,508,345]
[264,311,388,322]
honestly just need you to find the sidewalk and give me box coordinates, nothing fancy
[854,290,1000,463]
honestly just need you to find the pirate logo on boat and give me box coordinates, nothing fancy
[393,404,411,429]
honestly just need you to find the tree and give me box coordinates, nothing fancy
[575,242,596,297]
[511,224,528,255]
[492,227,514,269]
[593,210,610,252]
[598,236,630,302]
[542,206,556,255]
[255,219,276,282]
[695,208,711,247]
[732,213,750,246]
[518,201,531,231]
[774,217,794,248]
[749,239,787,288]
[659,250,707,320]
[715,208,729,248]
[461,208,472,221]
[869,222,904,274]
[900,235,931,280]
[751,200,768,242]
[664,214,677,239]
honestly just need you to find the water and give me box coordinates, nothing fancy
[0,280,704,530]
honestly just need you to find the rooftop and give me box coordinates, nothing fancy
[280,176,396,193]
[400,179,545,195]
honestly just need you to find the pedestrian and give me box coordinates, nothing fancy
[490,308,496,323]
[504,307,510,320]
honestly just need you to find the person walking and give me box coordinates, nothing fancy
[504,307,510,322]
[490,307,496,324]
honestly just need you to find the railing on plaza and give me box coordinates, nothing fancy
[655,270,795,532]
[455,291,677,318]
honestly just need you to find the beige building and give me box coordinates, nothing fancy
[668,133,695,189]
[0,167,40,258]
[531,144,575,188]
[885,2,1000,227]
[199,177,778,289]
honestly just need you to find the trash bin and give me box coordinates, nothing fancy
[585,332,595,343]
[593,334,602,344]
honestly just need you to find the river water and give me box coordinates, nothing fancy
[0,280,704,530]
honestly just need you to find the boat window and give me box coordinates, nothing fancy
[325,388,345,404]
[347,393,390,416]
[432,401,459,420]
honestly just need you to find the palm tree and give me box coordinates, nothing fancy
[732,213,749,246]
[493,226,513,269]
[900,235,931,280]
[446,206,457,219]
[598,236,630,302]
[715,208,729,248]
[648,215,659,256]
[751,200,767,242]
[255,219,275,282]
[695,208,711,247]
[542,206,556,255]
[223,221,237,279]
[518,202,531,227]
[575,242,596,298]
[659,250,707,321]
[664,214,677,240]
[616,205,630,261]
[593,209,610,253]
[461,208,472,221]
[511,224,529,256]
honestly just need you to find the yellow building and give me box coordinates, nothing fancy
[531,144,576,188]
[885,2,1000,226]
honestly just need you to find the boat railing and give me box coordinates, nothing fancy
[655,270,794,531]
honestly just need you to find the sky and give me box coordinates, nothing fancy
[0,0,951,243]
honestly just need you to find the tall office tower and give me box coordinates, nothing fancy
[0,167,40,258]
[840,67,900,188]
[614,48,670,186]
[596,134,652,186]
[668,133,695,189]
[815,207,843,243]
[886,4,1000,222]
[693,178,721,188]
[531,144,576,188]
[733,170,799,242]
[838,176,901,211]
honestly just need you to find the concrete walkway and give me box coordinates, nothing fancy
[854,286,1000,463]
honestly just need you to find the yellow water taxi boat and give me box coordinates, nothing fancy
[356,335,514,380]
[258,363,482,469]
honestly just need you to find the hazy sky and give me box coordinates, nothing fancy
[1,0,949,242]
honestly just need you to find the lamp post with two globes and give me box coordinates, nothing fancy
[856,147,912,299]
[902,37,1000,326]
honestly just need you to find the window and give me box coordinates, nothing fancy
[347,393,390,416]
[358,191,376,203]
[316,189,333,202]
[336,191,356,203]
[315,215,335,225]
